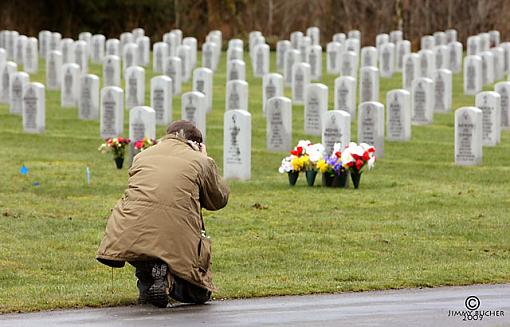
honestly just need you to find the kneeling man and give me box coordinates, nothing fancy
[97,120,229,308]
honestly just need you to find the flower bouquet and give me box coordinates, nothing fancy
[134,137,158,151]
[341,142,376,189]
[317,143,349,188]
[98,137,131,169]
[278,140,312,186]
[303,142,325,186]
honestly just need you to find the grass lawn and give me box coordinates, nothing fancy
[0,51,509,313]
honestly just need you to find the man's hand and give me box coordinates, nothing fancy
[200,143,207,156]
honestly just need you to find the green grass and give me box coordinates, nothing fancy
[1,51,509,313]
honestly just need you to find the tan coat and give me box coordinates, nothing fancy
[96,135,229,291]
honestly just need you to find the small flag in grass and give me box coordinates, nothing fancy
[86,167,91,186]
[20,165,28,176]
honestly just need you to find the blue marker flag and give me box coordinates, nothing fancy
[86,167,91,186]
[20,165,28,176]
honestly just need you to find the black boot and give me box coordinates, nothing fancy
[145,262,170,308]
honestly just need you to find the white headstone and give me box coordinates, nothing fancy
[202,42,216,71]
[298,36,311,62]
[304,83,328,136]
[123,43,138,73]
[348,30,361,42]
[446,29,457,43]
[500,42,510,73]
[411,77,434,125]
[132,28,145,40]
[421,35,435,50]
[226,80,249,112]
[78,74,99,120]
[489,30,500,48]
[479,33,490,53]
[386,89,411,141]
[396,40,411,72]
[491,47,505,81]
[390,30,403,44]
[228,38,244,50]
[125,66,145,110]
[100,86,124,139]
[224,110,251,181]
[129,106,156,143]
[106,38,120,57]
[345,38,360,59]
[120,33,134,56]
[475,91,501,146]
[403,53,420,90]
[91,34,105,64]
[291,62,311,105]
[163,32,177,57]
[227,59,246,82]
[136,36,150,67]
[464,55,482,96]
[153,42,168,74]
[332,33,346,44]
[38,30,51,59]
[46,50,62,90]
[61,63,81,108]
[290,31,303,49]
[432,69,452,113]
[359,66,379,103]
[433,45,449,70]
[22,82,45,133]
[418,49,435,78]
[181,91,207,140]
[455,107,483,166]
[193,67,213,113]
[433,31,447,46]
[276,40,291,73]
[74,40,88,74]
[253,43,270,78]
[358,101,384,158]
[177,44,192,82]
[227,47,243,63]
[334,76,356,116]
[9,71,29,115]
[263,73,283,115]
[467,36,480,56]
[448,41,463,74]
[164,56,182,95]
[494,81,510,130]
[150,75,173,126]
[379,43,395,78]
[284,49,300,86]
[24,37,38,74]
[307,26,320,45]
[0,61,17,104]
[322,110,351,155]
[375,33,389,51]
[480,51,495,85]
[361,46,377,68]
[78,32,91,58]
[340,51,358,78]
[103,55,121,87]
[183,37,198,69]
[61,38,74,64]
[15,35,27,66]
[266,96,292,152]
[307,45,322,80]
[326,41,342,74]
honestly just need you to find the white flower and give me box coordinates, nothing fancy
[296,139,312,150]
[307,143,325,163]
[367,156,376,169]
[278,156,293,173]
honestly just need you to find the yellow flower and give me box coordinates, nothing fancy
[317,159,329,173]
[291,156,302,171]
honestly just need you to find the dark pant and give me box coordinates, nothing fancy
[129,260,211,304]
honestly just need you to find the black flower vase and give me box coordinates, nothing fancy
[322,173,334,187]
[305,170,318,186]
[114,157,124,169]
[350,169,362,189]
[288,171,299,186]
[338,170,349,188]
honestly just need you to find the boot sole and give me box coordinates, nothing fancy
[146,264,169,308]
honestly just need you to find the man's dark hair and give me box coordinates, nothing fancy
[166,120,203,143]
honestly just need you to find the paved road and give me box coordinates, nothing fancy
[1,284,509,327]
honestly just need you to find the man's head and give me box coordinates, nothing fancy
[166,120,203,143]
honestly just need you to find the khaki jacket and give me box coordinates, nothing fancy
[96,135,229,291]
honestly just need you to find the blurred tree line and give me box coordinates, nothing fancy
[0,0,508,48]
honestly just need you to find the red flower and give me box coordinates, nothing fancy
[347,161,354,167]
[117,137,124,143]
[362,151,370,161]
[290,146,303,156]
[134,140,143,150]
[355,159,364,170]
[368,147,375,153]
[352,153,361,160]
[335,151,341,158]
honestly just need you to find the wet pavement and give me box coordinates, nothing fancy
[1,284,509,326]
